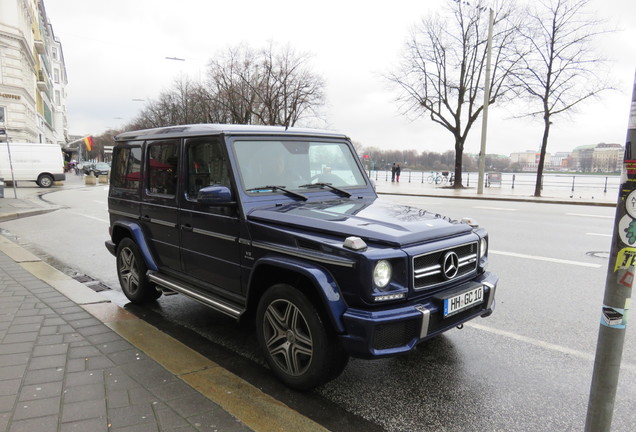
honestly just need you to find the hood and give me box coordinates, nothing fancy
[247,198,473,246]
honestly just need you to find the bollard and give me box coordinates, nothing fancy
[512,174,516,189]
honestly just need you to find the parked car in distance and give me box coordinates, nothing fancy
[82,162,111,177]
[105,124,499,390]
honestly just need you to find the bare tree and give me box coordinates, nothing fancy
[513,0,613,197]
[387,0,522,188]
[254,43,325,127]
[126,76,214,130]
[206,43,325,128]
[206,44,260,124]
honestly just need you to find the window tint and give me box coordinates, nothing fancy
[185,137,230,198]
[147,140,179,196]
[111,145,142,191]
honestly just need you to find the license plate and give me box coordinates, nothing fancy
[443,286,484,317]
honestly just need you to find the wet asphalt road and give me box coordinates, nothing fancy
[1,182,635,431]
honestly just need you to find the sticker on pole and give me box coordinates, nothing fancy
[600,306,626,329]
[626,190,636,218]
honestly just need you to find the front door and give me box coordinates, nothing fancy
[179,137,242,297]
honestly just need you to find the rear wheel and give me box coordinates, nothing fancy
[36,174,54,188]
[256,283,348,391]
[116,238,161,304]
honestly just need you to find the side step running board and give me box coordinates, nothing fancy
[147,271,243,319]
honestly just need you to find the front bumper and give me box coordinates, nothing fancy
[339,271,498,359]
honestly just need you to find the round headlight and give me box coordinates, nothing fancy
[373,260,392,288]
[480,238,488,259]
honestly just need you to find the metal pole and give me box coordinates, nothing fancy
[0,128,18,198]
[585,70,636,431]
[477,8,494,195]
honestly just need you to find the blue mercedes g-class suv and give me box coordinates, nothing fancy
[105,124,498,390]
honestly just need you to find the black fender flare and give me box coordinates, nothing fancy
[249,256,348,333]
[110,220,159,272]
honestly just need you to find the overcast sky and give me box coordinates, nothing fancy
[43,0,635,155]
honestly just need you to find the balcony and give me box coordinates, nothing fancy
[34,39,45,54]
[37,70,48,91]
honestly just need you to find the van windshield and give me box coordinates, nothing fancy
[232,139,367,193]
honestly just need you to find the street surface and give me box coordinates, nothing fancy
[1,177,634,431]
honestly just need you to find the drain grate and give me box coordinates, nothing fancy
[71,274,111,292]
[86,282,111,292]
[72,274,95,283]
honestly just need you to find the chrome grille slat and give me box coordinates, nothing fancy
[413,242,478,290]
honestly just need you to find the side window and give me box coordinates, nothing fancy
[185,137,230,198]
[111,145,142,190]
[147,140,179,196]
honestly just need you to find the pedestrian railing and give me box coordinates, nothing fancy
[372,170,620,194]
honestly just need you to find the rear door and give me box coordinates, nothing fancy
[140,139,181,271]
[179,136,242,296]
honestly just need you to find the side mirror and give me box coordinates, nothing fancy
[197,185,234,205]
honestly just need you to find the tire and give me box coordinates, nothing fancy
[36,174,54,188]
[115,238,161,304]
[256,284,349,391]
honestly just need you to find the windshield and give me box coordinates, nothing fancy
[232,139,367,193]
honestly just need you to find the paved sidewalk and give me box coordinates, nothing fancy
[0,246,253,432]
[0,237,328,432]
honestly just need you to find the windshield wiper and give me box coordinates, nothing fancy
[299,182,352,197]
[245,185,308,201]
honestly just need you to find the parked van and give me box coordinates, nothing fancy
[0,142,66,187]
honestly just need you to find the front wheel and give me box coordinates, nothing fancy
[116,238,161,304]
[37,174,54,188]
[256,284,348,391]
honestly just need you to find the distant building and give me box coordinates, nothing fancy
[0,0,68,145]
[510,151,543,171]
[570,143,622,172]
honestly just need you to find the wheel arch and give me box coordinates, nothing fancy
[110,220,158,271]
[246,256,347,333]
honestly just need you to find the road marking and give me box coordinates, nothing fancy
[566,213,613,219]
[586,232,612,237]
[490,250,602,268]
[473,206,517,211]
[465,322,636,374]
[66,210,109,224]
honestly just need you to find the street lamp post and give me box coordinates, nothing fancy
[477,8,494,195]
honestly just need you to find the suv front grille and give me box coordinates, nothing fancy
[413,242,478,290]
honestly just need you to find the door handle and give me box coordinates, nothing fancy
[140,215,151,222]
[181,224,193,232]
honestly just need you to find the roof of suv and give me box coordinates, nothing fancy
[114,124,349,142]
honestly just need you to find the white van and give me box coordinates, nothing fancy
[0,142,66,188]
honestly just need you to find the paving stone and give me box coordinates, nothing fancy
[12,396,61,420]
[61,398,107,423]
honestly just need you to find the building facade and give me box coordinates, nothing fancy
[0,0,68,145]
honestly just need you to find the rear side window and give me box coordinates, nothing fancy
[111,145,142,191]
[147,140,179,196]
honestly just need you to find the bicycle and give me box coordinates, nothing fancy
[427,171,444,185]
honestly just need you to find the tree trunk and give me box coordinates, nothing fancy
[453,138,465,189]
[534,116,551,197]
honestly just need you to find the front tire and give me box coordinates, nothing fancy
[256,284,348,391]
[116,238,161,304]
[37,174,54,188]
